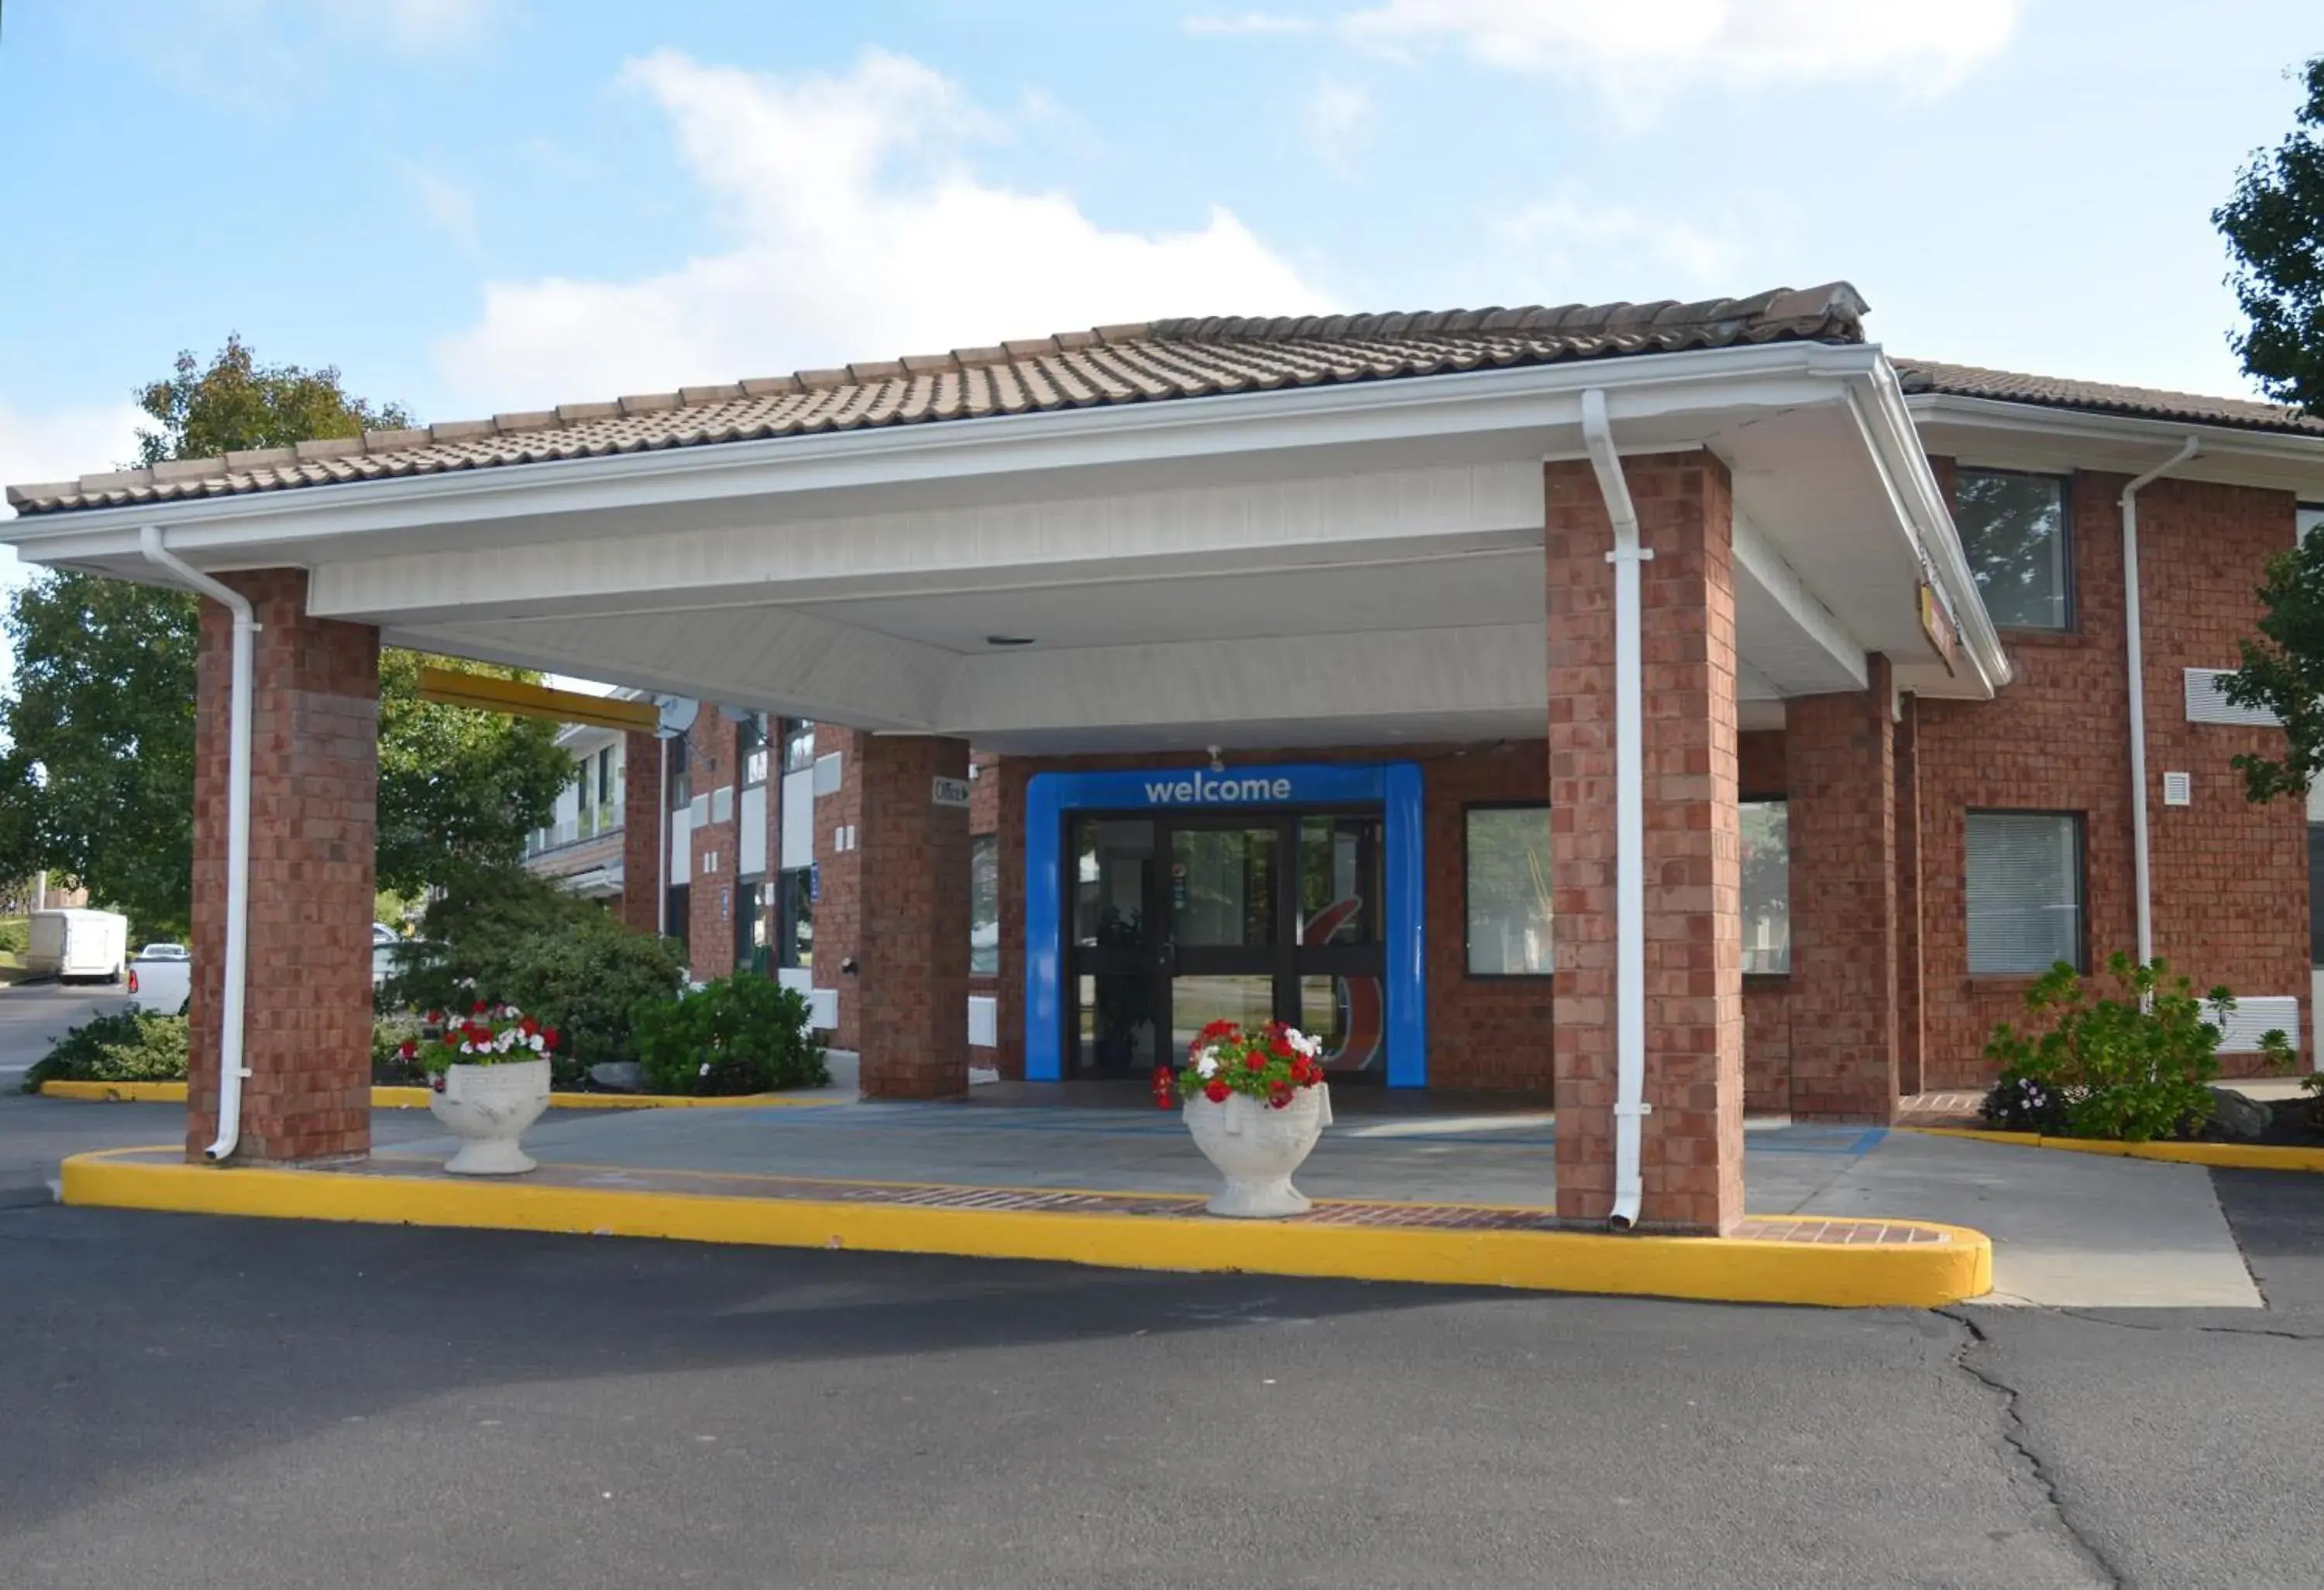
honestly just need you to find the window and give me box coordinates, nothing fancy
[777,866,814,969]
[782,718,817,774]
[736,875,764,972]
[739,712,770,788]
[1740,799,1790,975]
[664,884,690,957]
[2301,504,2324,543]
[1955,469,2071,631]
[667,735,691,810]
[969,835,999,976]
[1965,811,2085,974]
[596,746,614,807]
[1465,806,1552,976]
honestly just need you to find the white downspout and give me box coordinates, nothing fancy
[2121,438,2199,972]
[139,525,255,1162]
[1580,389,1651,1231]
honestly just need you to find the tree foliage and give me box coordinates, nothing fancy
[0,338,570,933]
[2220,530,2324,801]
[2216,57,2324,413]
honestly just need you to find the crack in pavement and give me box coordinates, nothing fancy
[1940,1306,2124,1588]
[2045,1306,2321,1343]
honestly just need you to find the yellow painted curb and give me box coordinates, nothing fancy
[57,1148,1992,1309]
[37,1080,842,1110]
[1903,1124,2324,1173]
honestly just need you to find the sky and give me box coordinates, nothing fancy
[2,0,2319,575]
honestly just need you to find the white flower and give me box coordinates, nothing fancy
[459,1041,473,1055]
[700,1062,711,1076]
[1195,1055,1218,1079]
[530,1034,546,1052]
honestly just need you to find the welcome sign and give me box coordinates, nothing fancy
[1033,762,1391,811]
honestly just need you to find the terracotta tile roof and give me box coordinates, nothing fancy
[1896,358,2324,437]
[5,284,1867,517]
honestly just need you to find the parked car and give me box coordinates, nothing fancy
[373,938,436,993]
[125,945,193,1014]
[373,922,401,946]
[25,908,128,983]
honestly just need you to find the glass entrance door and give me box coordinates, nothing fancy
[1065,807,1387,1079]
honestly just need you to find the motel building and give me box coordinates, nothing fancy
[12,282,2324,1237]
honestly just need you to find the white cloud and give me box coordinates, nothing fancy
[1298,79,1375,168]
[1201,1,2019,113]
[1495,193,1743,284]
[353,0,496,51]
[433,50,1335,411]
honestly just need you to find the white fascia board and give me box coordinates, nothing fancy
[1906,392,2324,470]
[1846,360,2012,695]
[1731,508,1868,692]
[4,342,1882,570]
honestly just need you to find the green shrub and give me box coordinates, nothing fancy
[381,863,689,1078]
[372,1017,428,1084]
[1982,954,2292,1141]
[0,917,27,956]
[23,1010,190,1091]
[634,975,827,1096]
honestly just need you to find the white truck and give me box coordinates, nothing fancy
[125,943,194,1014]
[24,908,129,983]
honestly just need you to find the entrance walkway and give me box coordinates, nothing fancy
[360,1093,2250,1309]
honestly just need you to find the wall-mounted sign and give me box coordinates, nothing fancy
[1918,580,1959,676]
[808,862,820,903]
[932,775,971,808]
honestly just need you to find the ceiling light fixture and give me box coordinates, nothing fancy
[985,635,1037,647]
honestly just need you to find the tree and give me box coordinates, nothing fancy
[2215,56,2324,413]
[2216,60,2324,797]
[0,339,573,933]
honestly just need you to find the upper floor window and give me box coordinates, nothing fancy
[782,718,817,775]
[667,734,692,811]
[1955,468,2071,632]
[738,711,771,788]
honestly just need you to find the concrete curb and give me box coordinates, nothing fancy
[36,1080,845,1110]
[57,1148,1992,1309]
[1903,1124,2324,1173]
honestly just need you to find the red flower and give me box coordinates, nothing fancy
[1268,1035,1293,1060]
[519,1016,539,1038]
[1203,1079,1230,1103]
[543,1028,561,1051]
[396,1041,416,1060]
[1244,1054,1266,1073]
[424,1010,443,1026]
[1150,1065,1175,1110]
[1268,1083,1292,1110]
[1199,1018,1237,1041]
[471,1000,489,1016]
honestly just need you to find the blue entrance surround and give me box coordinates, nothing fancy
[1023,761,1426,1087]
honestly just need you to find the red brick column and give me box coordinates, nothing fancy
[187,570,379,1165]
[849,734,972,1099]
[1547,450,1745,1234]
[1894,693,1924,1098]
[686,709,740,981]
[619,731,662,935]
[1786,656,1900,1122]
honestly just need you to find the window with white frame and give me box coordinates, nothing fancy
[1740,799,1790,974]
[1965,811,2085,974]
[1464,806,1552,976]
[1956,469,2071,631]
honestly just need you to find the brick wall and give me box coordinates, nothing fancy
[850,734,972,1098]
[187,570,379,1164]
[684,708,739,981]
[813,726,865,1054]
[1917,463,2308,1088]
[1784,658,1899,1123]
[619,732,662,934]
[1546,450,1743,1234]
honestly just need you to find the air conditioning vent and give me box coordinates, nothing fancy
[2184,668,2281,727]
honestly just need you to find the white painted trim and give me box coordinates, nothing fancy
[5,342,1886,566]
[1731,508,1868,690]
[1908,392,2324,467]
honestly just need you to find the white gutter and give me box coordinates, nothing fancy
[139,525,253,1163]
[2122,437,2201,970]
[1579,389,1650,1232]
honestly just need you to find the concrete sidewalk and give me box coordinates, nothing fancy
[376,1095,2254,1310]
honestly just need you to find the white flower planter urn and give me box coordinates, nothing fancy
[430,1058,552,1175]
[1182,1084,1331,1217]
